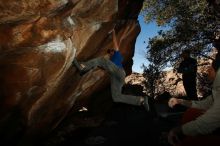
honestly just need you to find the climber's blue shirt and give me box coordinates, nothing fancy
[110,51,123,68]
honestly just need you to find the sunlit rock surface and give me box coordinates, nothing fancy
[0,0,143,144]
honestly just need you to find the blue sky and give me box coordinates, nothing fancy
[132,15,166,73]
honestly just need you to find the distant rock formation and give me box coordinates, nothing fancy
[125,71,186,97]
[0,0,144,144]
[126,52,215,99]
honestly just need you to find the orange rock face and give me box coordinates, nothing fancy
[0,0,143,143]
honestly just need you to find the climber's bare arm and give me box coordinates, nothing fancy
[112,29,119,51]
[118,24,131,47]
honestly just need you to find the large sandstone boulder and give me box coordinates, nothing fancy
[0,0,144,144]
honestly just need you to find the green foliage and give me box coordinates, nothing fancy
[142,0,219,67]
[142,63,161,97]
[142,0,208,25]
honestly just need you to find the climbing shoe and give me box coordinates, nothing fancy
[72,59,89,76]
[72,59,82,71]
[79,68,89,76]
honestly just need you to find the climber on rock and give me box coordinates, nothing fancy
[72,22,150,111]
